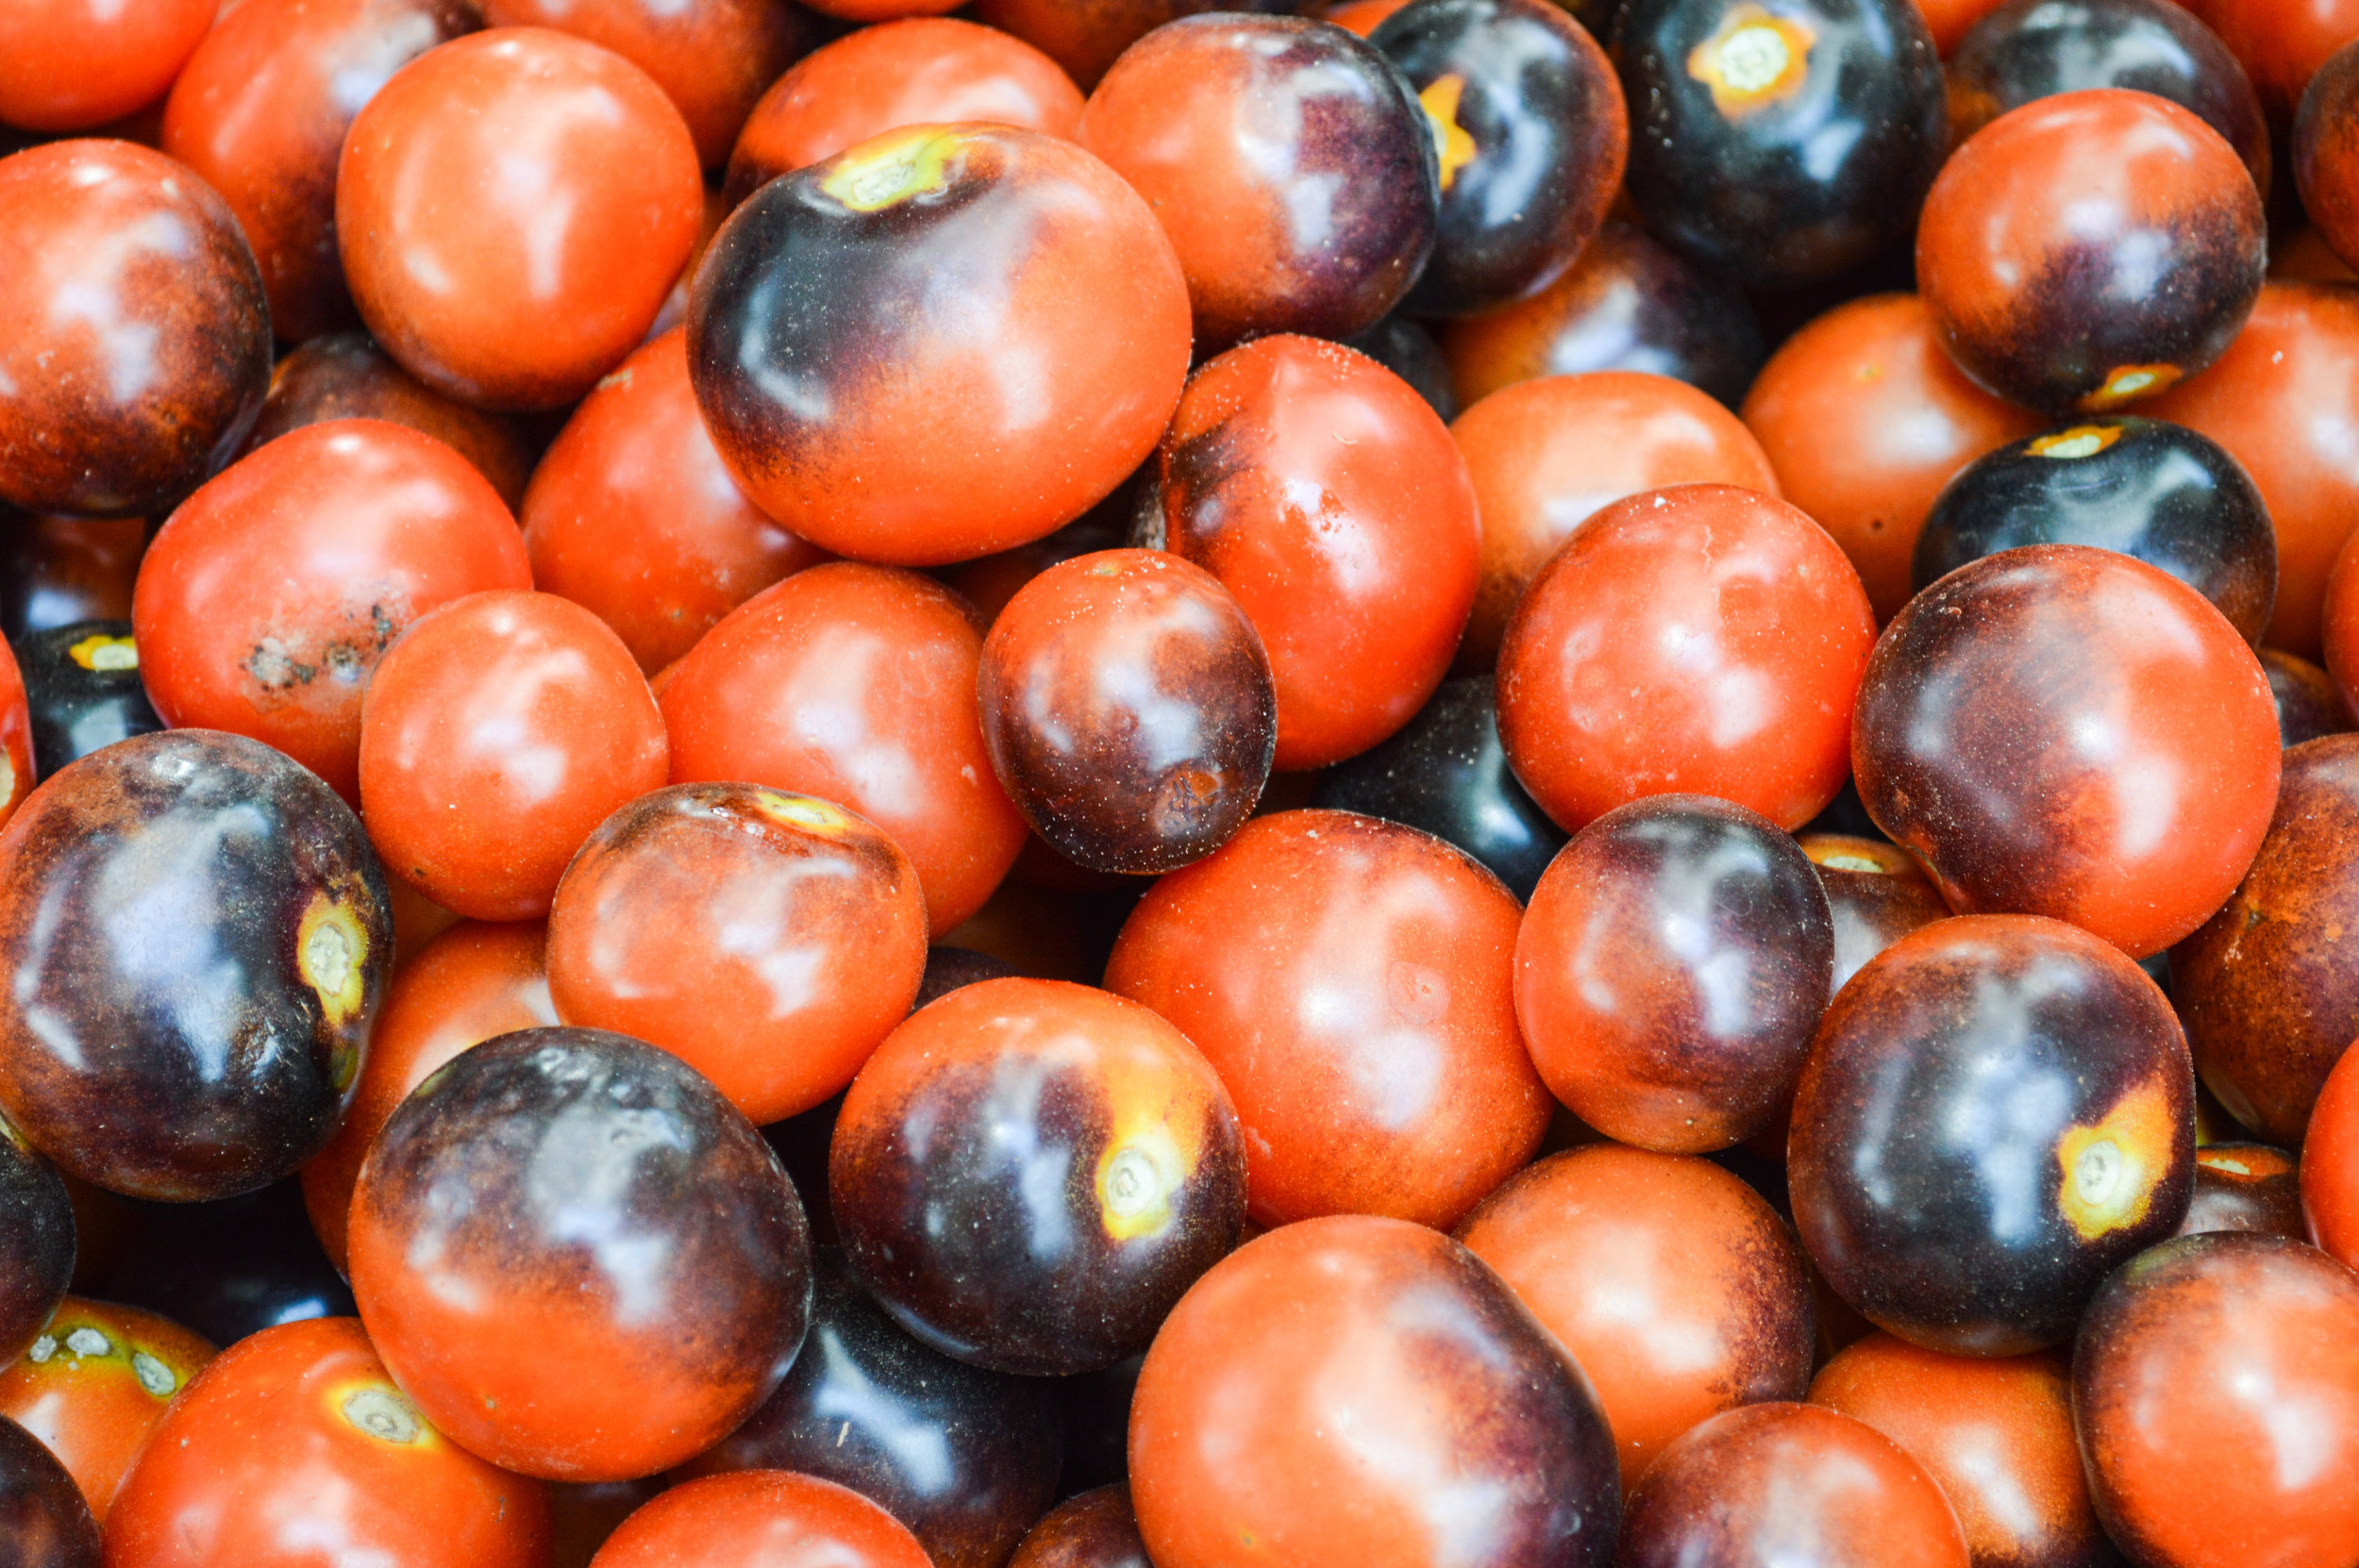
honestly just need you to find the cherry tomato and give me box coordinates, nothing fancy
[337,28,706,410]
[0,1298,212,1524]
[0,0,217,132]
[2201,0,2359,117]
[133,419,531,805]
[592,1472,932,1568]
[659,563,1029,936]
[1157,336,1479,771]
[105,1317,551,1568]
[0,639,30,835]
[297,920,558,1274]
[521,328,828,676]
[357,591,669,922]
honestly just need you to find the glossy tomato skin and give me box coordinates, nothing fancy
[1790,915,2195,1356]
[1515,795,1835,1153]
[104,1317,550,1568]
[548,785,929,1125]
[0,1117,73,1370]
[725,19,1082,205]
[2201,0,2359,118]
[357,591,669,922]
[0,1298,213,1524]
[0,517,144,645]
[1129,1215,1621,1568]
[1616,0,1946,289]
[1310,676,1565,901]
[348,1027,812,1481]
[1799,836,1952,996]
[0,638,31,835]
[1741,293,2042,623]
[968,0,1295,92]
[0,1414,98,1568]
[0,731,393,1202]
[691,124,1189,566]
[160,0,480,342]
[1370,0,1626,317]
[524,331,826,676]
[2182,1141,2304,1238]
[2300,42,2359,275]
[1157,336,1478,770]
[1458,1146,1815,1490]
[1081,16,1437,346]
[338,28,706,410]
[1497,484,1875,835]
[297,920,559,1274]
[2304,1046,2359,1265]
[676,1249,1064,1568]
[17,622,170,780]
[2144,282,2359,658]
[832,978,1246,1376]
[1450,373,1781,670]
[1913,415,2277,645]
[1438,222,1765,411]
[1810,1334,2104,1568]
[481,0,812,168]
[1009,1488,1147,1568]
[1853,545,2280,959]
[1618,1404,1969,1568]
[1106,810,1548,1230]
[593,1472,932,1568]
[1950,0,2270,189]
[979,551,1276,875]
[2074,1233,2359,1568]
[0,141,271,520]
[2172,736,2359,1145]
[1917,89,2266,416]
[0,0,214,132]
[660,563,1028,937]
[136,419,530,802]
[241,335,538,510]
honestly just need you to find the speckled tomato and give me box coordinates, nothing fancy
[831,977,1246,1376]
[481,0,811,168]
[1130,1215,1621,1568]
[0,0,216,132]
[1741,294,2044,623]
[659,563,1028,936]
[547,785,929,1125]
[522,329,827,676]
[2075,1233,2359,1568]
[1156,336,1478,771]
[357,592,667,922]
[1917,89,2265,415]
[348,1028,812,1481]
[726,20,1082,205]
[2145,282,2359,659]
[592,1472,933,1568]
[1106,810,1548,1230]
[1496,484,1875,835]
[297,921,559,1275]
[104,1317,550,1568]
[1450,373,1781,670]
[1618,1404,1968,1568]
[0,141,271,520]
[133,419,530,805]
[160,0,480,342]
[1810,1334,2106,1568]
[1515,795,1834,1152]
[1791,914,2195,1356]
[1853,545,2280,959]
[689,123,1189,566]
[0,1298,213,1524]
[1080,15,1437,346]
[338,28,706,410]
[1458,1146,1815,1489]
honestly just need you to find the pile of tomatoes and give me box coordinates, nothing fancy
[5,0,2359,1562]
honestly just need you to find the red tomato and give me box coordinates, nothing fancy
[592,1472,931,1568]
[0,0,217,131]
[0,1297,213,1524]
[0,638,30,834]
[132,418,531,804]
[358,591,669,921]
[104,1317,551,1568]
